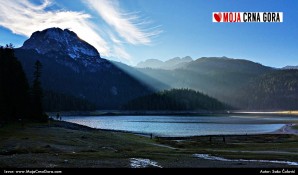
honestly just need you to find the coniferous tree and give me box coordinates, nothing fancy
[31,60,46,121]
[43,91,97,112]
[122,88,231,111]
[0,44,30,121]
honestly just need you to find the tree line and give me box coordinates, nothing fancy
[43,91,97,112]
[238,69,298,110]
[122,88,231,111]
[0,45,46,122]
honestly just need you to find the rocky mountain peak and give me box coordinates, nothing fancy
[21,27,100,59]
[19,27,112,72]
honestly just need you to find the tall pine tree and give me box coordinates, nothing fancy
[31,60,46,121]
[0,45,30,121]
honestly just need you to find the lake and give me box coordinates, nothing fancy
[62,115,298,137]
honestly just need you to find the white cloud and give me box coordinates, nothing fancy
[0,0,161,62]
[84,0,162,45]
[0,0,110,55]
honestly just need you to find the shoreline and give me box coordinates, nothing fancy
[57,112,298,138]
[1,119,298,168]
[47,110,298,117]
[270,123,298,135]
[59,119,298,139]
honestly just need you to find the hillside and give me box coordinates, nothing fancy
[15,28,155,109]
[136,57,298,110]
[16,48,154,109]
[137,57,273,108]
[43,91,97,112]
[239,70,298,110]
[123,89,230,111]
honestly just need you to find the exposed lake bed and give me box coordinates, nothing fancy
[0,114,297,168]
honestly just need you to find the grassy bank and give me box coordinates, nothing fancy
[0,120,172,168]
[0,120,297,168]
[157,134,298,162]
[293,125,298,130]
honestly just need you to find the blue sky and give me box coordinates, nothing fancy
[0,0,297,68]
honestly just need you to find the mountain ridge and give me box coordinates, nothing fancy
[22,27,99,57]
[137,56,193,70]
[20,28,108,72]
[12,27,298,110]
[136,57,276,109]
[282,65,298,70]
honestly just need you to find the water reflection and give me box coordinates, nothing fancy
[62,115,298,137]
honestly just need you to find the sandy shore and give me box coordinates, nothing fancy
[271,123,298,135]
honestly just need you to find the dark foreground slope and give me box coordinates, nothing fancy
[13,28,157,110]
[15,48,153,109]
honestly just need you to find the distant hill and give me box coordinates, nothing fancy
[282,66,298,70]
[239,69,298,110]
[137,57,274,108]
[184,57,270,75]
[137,59,163,69]
[136,56,193,70]
[123,89,231,111]
[137,57,298,110]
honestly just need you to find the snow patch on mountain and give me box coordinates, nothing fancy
[20,27,111,72]
[21,27,99,58]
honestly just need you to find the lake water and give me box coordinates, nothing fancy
[62,115,298,137]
